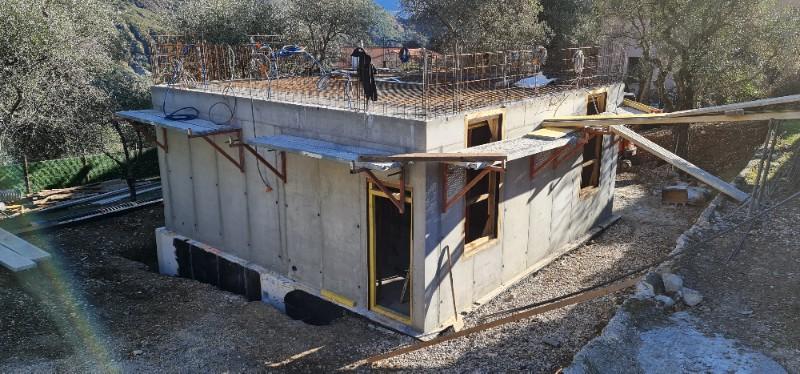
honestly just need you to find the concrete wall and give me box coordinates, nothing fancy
[424,84,625,152]
[152,87,429,331]
[421,84,624,332]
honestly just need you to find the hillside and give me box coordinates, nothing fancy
[111,0,175,74]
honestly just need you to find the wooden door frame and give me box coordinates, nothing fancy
[368,182,414,324]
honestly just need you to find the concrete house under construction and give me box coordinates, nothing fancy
[119,40,629,336]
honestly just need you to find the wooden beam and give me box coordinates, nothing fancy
[0,244,36,272]
[362,168,406,214]
[359,153,507,163]
[610,126,749,202]
[544,94,800,124]
[0,228,50,262]
[363,276,641,364]
[199,133,245,173]
[238,144,287,183]
[622,98,662,114]
[665,93,800,118]
[543,111,800,128]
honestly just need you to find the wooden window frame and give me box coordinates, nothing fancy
[579,134,603,197]
[463,112,504,254]
[587,92,608,115]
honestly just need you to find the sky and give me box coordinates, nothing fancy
[375,0,400,11]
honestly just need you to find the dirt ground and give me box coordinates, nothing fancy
[0,175,701,373]
[673,132,800,372]
[0,125,766,372]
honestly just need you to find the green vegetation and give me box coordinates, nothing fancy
[744,120,800,186]
[401,0,550,52]
[0,149,159,194]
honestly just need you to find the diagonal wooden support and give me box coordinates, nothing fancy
[362,167,406,214]
[197,130,245,173]
[155,127,169,152]
[610,125,749,202]
[441,164,506,213]
[237,144,287,183]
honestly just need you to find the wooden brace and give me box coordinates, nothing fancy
[237,144,287,183]
[441,163,505,213]
[194,129,245,173]
[362,167,406,214]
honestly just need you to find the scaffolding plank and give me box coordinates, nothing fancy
[359,153,507,162]
[0,244,36,272]
[0,228,50,261]
[460,135,576,162]
[116,109,236,136]
[610,126,749,202]
[248,135,399,170]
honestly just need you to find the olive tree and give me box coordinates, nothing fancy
[401,0,551,53]
[0,0,115,162]
[593,0,800,157]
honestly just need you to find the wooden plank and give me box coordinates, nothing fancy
[359,153,507,162]
[543,111,800,128]
[665,93,800,118]
[0,244,37,272]
[610,126,749,202]
[622,98,662,114]
[527,127,576,139]
[0,228,50,261]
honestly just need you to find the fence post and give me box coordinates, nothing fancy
[22,155,31,196]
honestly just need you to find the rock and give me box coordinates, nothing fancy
[681,288,703,306]
[635,281,655,298]
[661,273,684,294]
[654,295,675,308]
[645,272,666,295]
[132,350,143,356]
[543,337,562,348]
[621,159,633,169]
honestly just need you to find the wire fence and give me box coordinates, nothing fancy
[0,149,160,195]
[151,36,627,119]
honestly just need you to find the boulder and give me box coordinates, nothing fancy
[661,273,684,294]
[682,288,703,306]
[655,295,676,308]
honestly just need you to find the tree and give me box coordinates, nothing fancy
[176,0,386,65]
[175,0,286,44]
[401,0,550,53]
[539,0,595,48]
[285,0,384,64]
[94,66,153,201]
[0,0,116,162]
[593,0,800,158]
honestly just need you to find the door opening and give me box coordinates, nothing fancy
[368,184,413,323]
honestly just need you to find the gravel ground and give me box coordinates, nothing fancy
[0,171,702,373]
[372,172,702,371]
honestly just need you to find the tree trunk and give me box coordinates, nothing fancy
[669,70,694,160]
[126,173,137,202]
[22,155,31,196]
